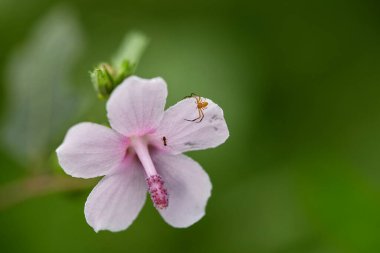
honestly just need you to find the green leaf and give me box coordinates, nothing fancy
[2,5,85,168]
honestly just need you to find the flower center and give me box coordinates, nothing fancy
[130,136,168,209]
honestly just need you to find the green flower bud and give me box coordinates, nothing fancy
[114,59,135,84]
[90,31,149,99]
[90,63,115,99]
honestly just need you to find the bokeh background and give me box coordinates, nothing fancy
[1,0,380,252]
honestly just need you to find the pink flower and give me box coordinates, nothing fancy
[56,76,229,232]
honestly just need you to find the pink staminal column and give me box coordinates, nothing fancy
[131,136,169,209]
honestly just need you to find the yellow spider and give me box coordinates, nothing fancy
[184,93,208,123]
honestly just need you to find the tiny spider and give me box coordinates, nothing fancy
[184,93,208,123]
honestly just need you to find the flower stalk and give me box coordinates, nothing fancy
[0,173,95,211]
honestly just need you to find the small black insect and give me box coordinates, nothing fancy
[162,136,167,146]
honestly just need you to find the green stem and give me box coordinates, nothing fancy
[112,31,150,69]
[0,174,96,211]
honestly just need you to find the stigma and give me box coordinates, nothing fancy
[146,175,168,209]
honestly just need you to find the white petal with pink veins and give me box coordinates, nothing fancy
[154,97,229,154]
[107,76,167,137]
[85,158,147,232]
[152,152,212,228]
[56,122,127,178]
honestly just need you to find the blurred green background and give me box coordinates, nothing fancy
[1,0,380,252]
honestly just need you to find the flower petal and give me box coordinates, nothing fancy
[152,152,212,228]
[84,158,147,232]
[106,76,168,137]
[154,97,229,154]
[56,122,127,178]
